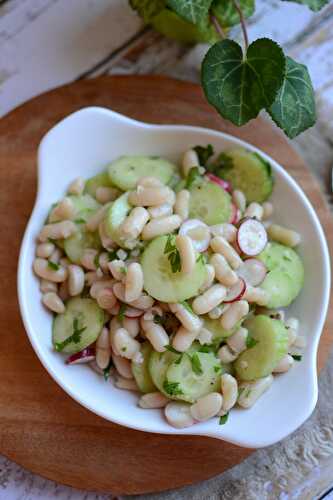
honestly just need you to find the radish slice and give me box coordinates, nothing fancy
[205,173,231,192]
[237,259,267,286]
[237,218,267,256]
[66,347,95,365]
[124,306,144,318]
[179,219,210,252]
[224,278,246,303]
[229,203,241,225]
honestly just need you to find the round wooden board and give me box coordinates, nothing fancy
[0,75,332,495]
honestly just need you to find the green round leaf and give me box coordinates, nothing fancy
[166,0,214,25]
[201,38,286,126]
[211,0,255,28]
[129,0,166,23]
[268,56,316,139]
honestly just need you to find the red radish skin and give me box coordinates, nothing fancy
[237,259,267,286]
[230,204,241,225]
[66,347,95,365]
[237,219,267,256]
[224,278,246,303]
[205,173,231,192]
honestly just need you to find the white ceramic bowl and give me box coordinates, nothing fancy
[18,107,330,448]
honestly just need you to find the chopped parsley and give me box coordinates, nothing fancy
[103,359,113,381]
[193,144,214,166]
[55,318,86,352]
[163,380,183,396]
[219,412,229,425]
[185,166,201,190]
[153,314,163,325]
[107,249,118,261]
[291,354,302,361]
[118,303,126,322]
[246,335,259,349]
[190,353,203,375]
[181,300,194,315]
[93,253,100,269]
[196,253,207,265]
[120,267,127,275]
[198,344,216,354]
[165,344,181,354]
[214,365,222,373]
[175,354,183,365]
[74,218,86,224]
[47,260,60,271]
[164,234,181,273]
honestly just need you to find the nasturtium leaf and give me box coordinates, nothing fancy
[268,56,316,138]
[152,8,218,43]
[281,0,328,12]
[166,0,214,25]
[201,38,286,126]
[129,0,166,22]
[211,0,255,28]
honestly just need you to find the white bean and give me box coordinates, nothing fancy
[33,258,67,282]
[192,284,226,315]
[40,279,57,293]
[227,327,248,354]
[165,402,194,428]
[38,220,77,242]
[112,353,133,379]
[130,294,155,310]
[141,215,182,240]
[96,288,117,309]
[210,223,237,243]
[148,203,173,219]
[100,220,116,250]
[244,202,263,220]
[49,247,62,264]
[86,203,111,232]
[95,186,119,204]
[273,354,294,373]
[137,176,163,188]
[197,327,213,345]
[243,285,270,306]
[238,375,273,408]
[267,224,301,247]
[262,202,273,219]
[98,252,110,274]
[210,236,242,270]
[232,190,246,213]
[220,374,238,413]
[108,301,120,315]
[42,292,65,313]
[90,279,114,299]
[96,327,111,370]
[210,253,238,287]
[143,322,169,352]
[84,271,98,286]
[114,376,139,391]
[129,186,173,207]
[113,328,140,360]
[49,197,75,222]
[139,392,169,409]
[218,345,238,363]
[67,264,85,296]
[81,249,98,271]
[190,393,223,421]
[182,149,199,177]
[169,303,202,332]
[36,242,55,258]
[68,177,85,195]
[58,281,70,302]
[199,264,216,293]
[113,282,127,302]
[174,190,190,220]
[121,207,150,240]
[122,317,140,338]
[175,235,195,274]
[220,300,249,331]
[125,263,144,302]
[208,305,224,319]
[172,326,197,352]
[60,257,71,268]
[108,259,127,281]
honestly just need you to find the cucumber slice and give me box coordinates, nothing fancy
[217,149,273,203]
[149,350,179,393]
[68,194,100,217]
[203,316,239,341]
[141,235,207,302]
[132,342,156,393]
[64,227,101,264]
[189,180,232,225]
[258,242,304,308]
[108,156,176,191]
[52,298,104,354]
[84,171,115,197]
[105,192,131,248]
[234,315,288,380]
[165,345,222,403]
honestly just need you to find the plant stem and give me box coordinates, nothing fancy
[232,0,249,50]
[210,14,226,40]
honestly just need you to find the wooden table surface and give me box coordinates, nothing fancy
[1,1,333,499]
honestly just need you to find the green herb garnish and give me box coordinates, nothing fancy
[246,335,259,349]
[163,380,183,396]
[103,359,113,381]
[190,353,203,375]
[120,267,127,275]
[175,354,183,365]
[193,144,214,166]
[196,253,207,265]
[165,344,181,354]
[291,354,302,361]
[55,318,86,352]
[164,234,181,273]
[107,249,118,261]
[153,314,163,325]
[185,166,201,190]
[118,303,126,322]
[214,365,222,373]
[181,300,194,315]
[47,260,60,271]
[94,253,100,269]
[219,412,229,425]
[74,218,86,224]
